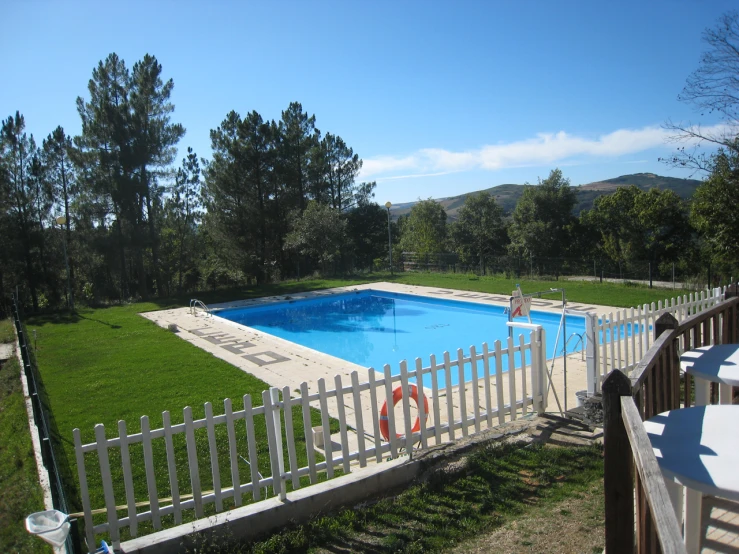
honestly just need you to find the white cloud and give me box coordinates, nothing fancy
[359,123,729,180]
[361,155,418,176]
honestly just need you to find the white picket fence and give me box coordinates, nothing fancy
[590,287,724,388]
[73,328,546,551]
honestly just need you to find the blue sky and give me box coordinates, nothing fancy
[1,1,735,203]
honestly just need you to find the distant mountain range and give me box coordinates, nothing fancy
[388,173,703,220]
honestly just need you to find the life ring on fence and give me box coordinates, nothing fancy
[379,384,430,441]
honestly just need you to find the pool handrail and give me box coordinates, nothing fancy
[189,299,211,318]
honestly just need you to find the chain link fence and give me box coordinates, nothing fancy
[398,253,726,290]
[12,290,81,553]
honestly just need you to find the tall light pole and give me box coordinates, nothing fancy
[385,201,393,275]
[56,215,73,311]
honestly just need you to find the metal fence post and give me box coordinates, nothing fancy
[539,328,548,412]
[585,312,598,395]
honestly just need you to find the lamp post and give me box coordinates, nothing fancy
[56,215,73,311]
[385,201,393,275]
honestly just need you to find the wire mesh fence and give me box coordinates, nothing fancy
[12,290,81,553]
[398,253,726,289]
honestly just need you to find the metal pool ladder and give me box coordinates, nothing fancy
[189,299,211,318]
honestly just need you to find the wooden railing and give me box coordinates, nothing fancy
[603,286,739,554]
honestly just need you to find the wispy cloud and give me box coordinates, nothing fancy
[359,124,727,180]
[377,171,460,182]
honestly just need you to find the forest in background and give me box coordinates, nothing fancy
[2,33,739,312]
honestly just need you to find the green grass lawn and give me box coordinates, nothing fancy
[26,300,340,546]
[0,320,50,553]
[23,273,691,547]
[392,272,694,308]
[199,441,604,553]
[143,272,693,312]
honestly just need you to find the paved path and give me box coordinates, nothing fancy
[0,342,14,361]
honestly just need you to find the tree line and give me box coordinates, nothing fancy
[3,11,739,311]
[396,167,732,283]
[0,53,389,311]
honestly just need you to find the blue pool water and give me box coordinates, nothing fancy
[215,290,586,387]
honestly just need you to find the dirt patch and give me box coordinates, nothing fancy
[450,480,604,554]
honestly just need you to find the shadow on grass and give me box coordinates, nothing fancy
[75,313,122,329]
[22,310,122,330]
[144,274,398,312]
[183,441,603,554]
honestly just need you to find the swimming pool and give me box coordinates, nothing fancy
[215,290,586,386]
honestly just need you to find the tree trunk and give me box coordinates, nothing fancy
[62,163,75,308]
[22,235,39,311]
[143,166,162,297]
[257,168,267,284]
[113,211,128,300]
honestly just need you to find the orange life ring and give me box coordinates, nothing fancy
[379,384,430,441]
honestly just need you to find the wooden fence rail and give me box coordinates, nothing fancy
[603,287,739,553]
[74,329,546,552]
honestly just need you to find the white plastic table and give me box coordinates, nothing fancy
[680,344,739,406]
[644,405,739,553]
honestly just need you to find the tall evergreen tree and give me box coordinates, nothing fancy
[74,53,184,299]
[42,126,77,304]
[278,102,318,213]
[162,147,201,294]
[239,111,276,281]
[74,53,133,297]
[0,112,42,308]
[321,133,362,211]
[129,54,186,296]
[203,111,256,280]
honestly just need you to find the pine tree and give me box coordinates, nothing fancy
[129,54,186,297]
[74,53,133,298]
[1,112,42,308]
[42,126,77,304]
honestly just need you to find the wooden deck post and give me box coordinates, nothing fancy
[602,369,634,554]
[725,285,738,402]
[654,313,681,413]
[654,312,678,341]
[727,284,738,343]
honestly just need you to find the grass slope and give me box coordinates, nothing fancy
[0,320,50,553]
[192,441,604,553]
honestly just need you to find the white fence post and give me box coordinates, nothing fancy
[263,387,286,500]
[525,327,545,415]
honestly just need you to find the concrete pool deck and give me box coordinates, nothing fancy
[142,283,613,454]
